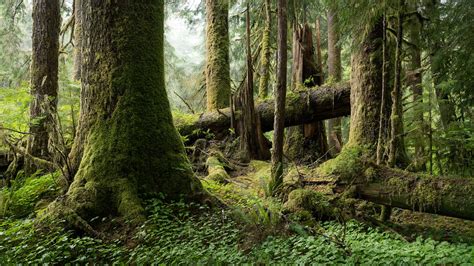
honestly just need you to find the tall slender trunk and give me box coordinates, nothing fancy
[72,0,82,81]
[258,0,272,99]
[205,0,230,111]
[407,14,425,171]
[26,0,60,172]
[388,0,409,168]
[52,1,203,225]
[239,4,270,161]
[270,0,288,194]
[326,6,343,155]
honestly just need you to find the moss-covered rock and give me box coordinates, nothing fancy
[283,189,335,221]
[206,156,230,184]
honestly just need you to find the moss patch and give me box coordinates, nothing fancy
[283,189,335,221]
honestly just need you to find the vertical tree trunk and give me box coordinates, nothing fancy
[239,4,270,161]
[72,0,82,81]
[407,14,425,171]
[205,0,230,111]
[388,0,409,168]
[270,0,288,194]
[258,0,272,99]
[326,7,343,155]
[26,0,60,171]
[56,1,203,223]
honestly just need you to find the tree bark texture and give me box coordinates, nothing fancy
[238,4,270,161]
[57,0,202,223]
[270,0,288,192]
[72,0,82,81]
[205,0,231,111]
[27,0,60,170]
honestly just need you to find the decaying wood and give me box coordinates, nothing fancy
[176,85,350,139]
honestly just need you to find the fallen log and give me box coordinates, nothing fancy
[174,84,350,138]
[315,148,474,221]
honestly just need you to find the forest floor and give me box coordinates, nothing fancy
[0,154,473,264]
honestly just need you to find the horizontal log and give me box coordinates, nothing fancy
[174,84,350,138]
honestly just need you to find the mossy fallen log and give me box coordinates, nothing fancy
[313,148,474,221]
[174,84,350,139]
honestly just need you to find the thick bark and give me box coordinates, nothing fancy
[238,4,270,161]
[26,0,60,171]
[270,0,288,193]
[326,6,343,155]
[205,0,230,111]
[54,1,203,223]
[258,0,272,99]
[176,85,350,139]
[72,0,82,81]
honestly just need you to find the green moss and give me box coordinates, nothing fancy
[0,172,60,218]
[206,156,230,184]
[316,146,366,180]
[172,111,199,130]
[283,189,335,220]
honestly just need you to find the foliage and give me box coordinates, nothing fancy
[0,171,60,218]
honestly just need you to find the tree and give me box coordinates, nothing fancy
[270,0,288,194]
[205,0,230,111]
[326,3,343,155]
[258,0,272,99]
[26,0,60,171]
[72,0,82,81]
[238,3,270,161]
[48,0,203,226]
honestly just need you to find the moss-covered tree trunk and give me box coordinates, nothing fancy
[258,0,272,99]
[26,0,60,171]
[205,0,230,111]
[326,6,343,156]
[55,0,202,223]
[285,23,328,164]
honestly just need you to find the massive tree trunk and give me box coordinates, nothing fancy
[175,85,350,140]
[50,1,203,224]
[270,0,288,194]
[258,0,272,99]
[285,23,328,164]
[205,0,230,111]
[26,0,60,171]
[72,0,82,81]
[238,4,270,161]
[326,6,343,155]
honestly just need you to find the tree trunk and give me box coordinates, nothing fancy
[270,0,288,194]
[407,13,425,171]
[285,23,328,164]
[52,1,203,224]
[72,0,82,81]
[326,6,343,155]
[388,0,409,168]
[175,85,350,140]
[26,0,60,172]
[238,4,270,161]
[258,0,272,99]
[205,0,230,111]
